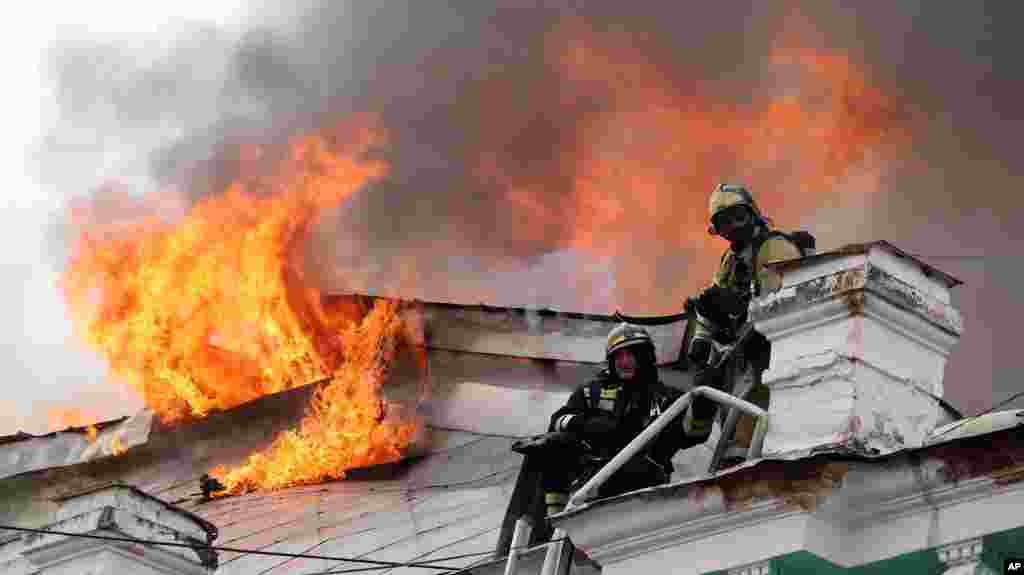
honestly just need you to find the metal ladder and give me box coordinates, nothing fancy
[499,386,767,575]
[501,517,575,575]
[707,368,764,474]
[503,344,769,574]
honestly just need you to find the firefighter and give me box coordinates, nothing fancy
[541,323,703,517]
[684,183,809,454]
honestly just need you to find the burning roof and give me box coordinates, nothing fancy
[58,120,427,496]
[47,10,918,498]
[0,297,603,485]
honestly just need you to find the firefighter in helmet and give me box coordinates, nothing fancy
[684,183,810,452]
[541,323,704,516]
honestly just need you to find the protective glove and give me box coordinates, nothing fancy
[579,412,618,437]
[511,431,580,456]
[697,285,747,323]
[688,339,713,368]
[694,364,726,390]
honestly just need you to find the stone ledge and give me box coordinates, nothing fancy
[17,484,218,573]
[21,507,215,569]
[729,559,771,575]
[750,263,962,339]
[553,427,1024,571]
[937,537,983,566]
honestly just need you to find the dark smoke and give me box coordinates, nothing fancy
[37,1,1024,414]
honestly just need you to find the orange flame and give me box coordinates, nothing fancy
[489,15,913,308]
[111,435,126,456]
[47,408,100,442]
[210,299,418,494]
[562,19,908,251]
[61,116,422,492]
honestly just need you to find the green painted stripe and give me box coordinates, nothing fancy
[702,551,840,575]
[699,524,1024,574]
[848,548,942,574]
[700,548,937,574]
[983,524,1024,572]
[774,551,844,574]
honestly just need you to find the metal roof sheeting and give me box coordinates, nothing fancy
[0,412,153,482]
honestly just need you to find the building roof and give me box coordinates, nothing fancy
[550,422,1024,572]
[0,417,127,446]
[0,321,586,574]
[561,407,1024,519]
[417,298,688,366]
[0,295,688,467]
[765,240,964,289]
[52,482,219,543]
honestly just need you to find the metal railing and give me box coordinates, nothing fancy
[503,517,534,575]
[563,386,768,511]
[500,519,571,575]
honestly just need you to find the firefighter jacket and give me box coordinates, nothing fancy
[692,229,804,345]
[548,369,703,490]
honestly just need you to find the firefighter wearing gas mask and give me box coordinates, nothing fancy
[684,183,809,452]
[540,323,704,516]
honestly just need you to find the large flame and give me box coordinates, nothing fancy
[58,12,913,493]
[561,19,908,253]
[210,298,417,493]
[490,15,912,308]
[61,117,420,493]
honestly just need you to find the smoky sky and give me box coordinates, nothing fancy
[36,1,1024,417]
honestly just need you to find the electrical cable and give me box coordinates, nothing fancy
[0,524,461,572]
[301,513,504,575]
[214,466,519,569]
[304,538,570,575]
[243,493,508,574]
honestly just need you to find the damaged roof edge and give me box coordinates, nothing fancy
[414,299,620,323]
[764,240,964,288]
[0,416,129,446]
[0,298,637,446]
[330,292,622,323]
[553,411,1024,522]
[53,482,219,542]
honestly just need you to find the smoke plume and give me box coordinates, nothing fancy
[37,1,1024,415]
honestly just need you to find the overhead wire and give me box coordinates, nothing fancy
[304,537,570,575]
[213,465,519,569]
[243,493,506,575]
[15,250,1008,572]
[299,506,507,575]
[0,524,464,572]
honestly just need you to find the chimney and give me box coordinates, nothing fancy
[17,484,218,574]
[748,241,963,456]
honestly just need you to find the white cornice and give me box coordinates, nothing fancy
[21,507,211,568]
[937,537,983,566]
[559,490,802,564]
[861,286,961,355]
[22,527,212,575]
[762,350,857,389]
[828,464,1020,530]
[764,350,941,400]
[752,290,859,342]
[729,560,771,575]
[751,264,962,354]
[553,449,1024,568]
